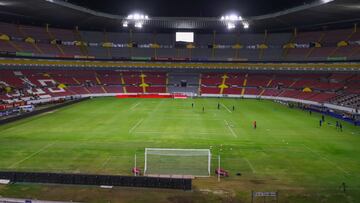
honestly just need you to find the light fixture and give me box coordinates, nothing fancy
[134,13,140,20]
[221,13,249,30]
[227,23,236,30]
[126,12,149,28]
[229,14,238,21]
[220,14,243,21]
[135,22,143,28]
[321,0,333,3]
[243,22,249,29]
[127,13,149,20]
[123,21,128,27]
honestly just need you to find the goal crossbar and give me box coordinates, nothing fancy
[145,148,210,151]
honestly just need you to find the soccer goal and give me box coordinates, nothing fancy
[144,148,211,177]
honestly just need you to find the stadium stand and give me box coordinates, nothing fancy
[0,21,359,111]
[1,69,358,110]
[331,94,360,109]
[1,23,359,61]
[197,72,359,107]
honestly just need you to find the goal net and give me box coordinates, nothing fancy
[144,148,211,177]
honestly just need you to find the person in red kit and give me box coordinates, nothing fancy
[253,121,257,129]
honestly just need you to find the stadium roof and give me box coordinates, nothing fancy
[0,0,359,32]
[66,0,315,18]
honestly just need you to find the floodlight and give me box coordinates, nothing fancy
[134,13,140,20]
[229,14,238,21]
[135,22,143,28]
[126,12,149,28]
[227,23,236,30]
[221,13,246,30]
[128,12,148,20]
[321,0,333,3]
[243,22,249,29]
[222,14,243,21]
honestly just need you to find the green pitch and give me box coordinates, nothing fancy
[0,97,359,196]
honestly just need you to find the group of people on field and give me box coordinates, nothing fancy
[191,102,347,132]
[192,102,258,129]
[318,113,343,132]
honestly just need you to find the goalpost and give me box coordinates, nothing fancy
[144,148,211,177]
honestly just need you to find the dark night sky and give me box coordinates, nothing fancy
[67,0,316,17]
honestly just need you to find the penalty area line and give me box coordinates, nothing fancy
[129,119,144,134]
[302,144,350,176]
[130,102,141,111]
[134,131,221,135]
[224,120,237,138]
[97,156,112,172]
[244,158,256,173]
[221,103,232,113]
[8,142,56,169]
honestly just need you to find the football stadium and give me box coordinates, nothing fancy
[0,0,359,202]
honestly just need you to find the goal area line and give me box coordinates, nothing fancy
[145,148,211,151]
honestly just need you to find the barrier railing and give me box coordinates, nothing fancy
[0,171,192,190]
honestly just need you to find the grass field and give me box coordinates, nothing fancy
[0,97,359,202]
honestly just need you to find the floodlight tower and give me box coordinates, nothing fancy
[123,12,149,29]
[220,13,249,30]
